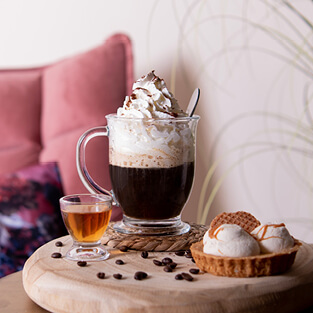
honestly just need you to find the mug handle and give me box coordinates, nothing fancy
[76,126,114,199]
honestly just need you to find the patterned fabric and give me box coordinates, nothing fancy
[0,162,66,277]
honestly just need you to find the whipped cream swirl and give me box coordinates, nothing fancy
[110,71,196,169]
[117,71,187,119]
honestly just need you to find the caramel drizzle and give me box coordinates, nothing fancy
[253,223,285,241]
[211,226,224,240]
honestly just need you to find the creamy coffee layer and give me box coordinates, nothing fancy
[109,150,194,168]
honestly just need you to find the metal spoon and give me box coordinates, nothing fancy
[186,88,200,117]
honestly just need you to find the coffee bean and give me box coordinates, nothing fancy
[175,250,185,256]
[113,273,122,280]
[134,271,148,280]
[141,251,148,259]
[169,262,177,269]
[181,272,193,281]
[77,261,87,267]
[189,268,199,274]
[119,245,129,252]
[185,252,193,258]
[162,257,173,265]
[175,273,183,280]
[55,241,63,247]
[163,265,173,272]
[51,252,62,258]
[115,259,124,265]
[97,272,105,279]
[153,259,163,266]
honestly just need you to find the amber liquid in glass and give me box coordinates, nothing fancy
[61,204,112,243]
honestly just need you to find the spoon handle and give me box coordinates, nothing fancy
[186,88,200,117]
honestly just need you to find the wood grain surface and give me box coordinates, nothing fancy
[23,236,313,313]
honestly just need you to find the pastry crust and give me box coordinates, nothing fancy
[191,240,301,277]
[192,211,301,277]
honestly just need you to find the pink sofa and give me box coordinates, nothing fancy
[0,33,133,219]
[0,33,133,276]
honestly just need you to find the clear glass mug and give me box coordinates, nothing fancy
[76,114,199,236]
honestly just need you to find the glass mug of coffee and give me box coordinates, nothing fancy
[76,114,199,236]
[59,194,112,261]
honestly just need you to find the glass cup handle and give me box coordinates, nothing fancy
[76,126,114,200]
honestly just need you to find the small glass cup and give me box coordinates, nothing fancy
[59,194,112,261]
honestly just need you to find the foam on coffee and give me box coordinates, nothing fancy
[108,119,195,168]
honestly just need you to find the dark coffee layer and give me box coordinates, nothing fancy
[109,162,194,220]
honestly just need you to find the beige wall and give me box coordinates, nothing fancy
[1,0,312,242]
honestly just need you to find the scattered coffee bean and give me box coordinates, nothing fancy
[163,265,173,272]
[181,272,193,281]
[134,271,148,280]
[115,259,124,265]
[141,251,148,259]
[175,250,185,256]
[97,272,105,279]
[119,245,129,252]
[169,262,177,269]
[189,268,199,275]
[153,259,163,266]
[77,261,87,267]
[55,241,63,247]
[51,252,62,258]
[175,273,183,280]
[113,273,122,280]
[185,251,193,258]
[162,257,173,265]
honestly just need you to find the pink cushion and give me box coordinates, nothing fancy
[0,69,42,173]
[0,162,66,277]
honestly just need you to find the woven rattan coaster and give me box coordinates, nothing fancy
[102,222,208,252]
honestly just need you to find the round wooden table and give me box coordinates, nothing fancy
[0,271,47,313]
[18,236,313,313]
